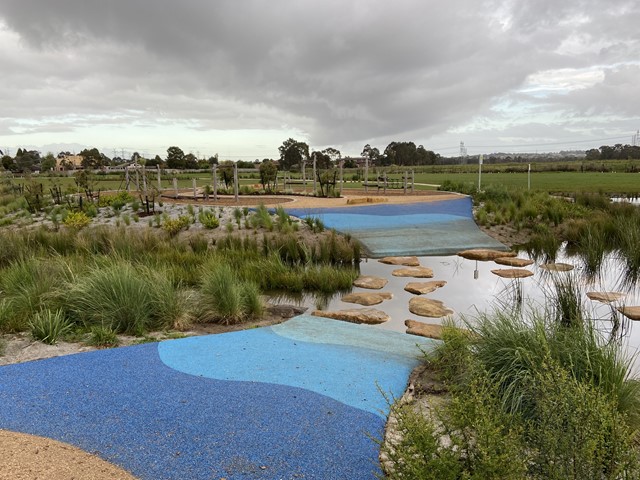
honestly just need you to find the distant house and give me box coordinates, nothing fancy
[55,154,83,171]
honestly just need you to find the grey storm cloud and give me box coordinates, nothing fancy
[1,0,639,151]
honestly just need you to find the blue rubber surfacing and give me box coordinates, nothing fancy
[284,196,506,257]
[0,315,432,480]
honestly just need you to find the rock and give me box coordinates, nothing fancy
[379,256,420,267]
[353,275,388,290]
[404,280,447,295]
[341,292,393,306]
[617,306,640,321]
[491,268,534,279]
[408,297,454,318]
[266,304,308,318]
[392,266,434,278]
[312,308,390,325]
[586,291,626,304]
[494,257,534,267]
[540,263,574,272]
[457,249,516,261]
[405,319,444,339]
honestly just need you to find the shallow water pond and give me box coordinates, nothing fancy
[273,250,640,371]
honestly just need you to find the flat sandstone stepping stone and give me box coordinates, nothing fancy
[312,308,390,324]
[405,319,444,339]
[457,249,516,261]
[494,257,534,267]
[540,262,574,272]
[379,256,420,267]
[617,306,640,321]
[491,268,534,279]
[408,297,454,318]
[341,292,393,306]
[404,280,447,295]
[392,266,434,278]
[586,291,626,303]
[353,275,388,289]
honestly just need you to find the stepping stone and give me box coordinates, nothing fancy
[491,268,534,279]
[405,319,444,339]
[458,249,516,261]
[408,297,454,318]
[312,308,390,325]
[586,291,626,304]
[353,275,388,290]
[379,256,420,267]
[404,280,447,295]
[392,266,434,278]
[494,257,534,267]
[617,306,640,321]
[540,263,574,272]
[341,292,393,306]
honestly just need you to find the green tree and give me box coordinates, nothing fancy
[278,138,309,171]
[311,151,332,170]
[166,146,185,169]
[41,152,56,172]
[259,160,278,192]
[361,144,380,165]
[183,153,198,169]
[79,148,104,169]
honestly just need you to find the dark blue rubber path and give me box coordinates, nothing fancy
[0,315,433,479]
[285,196,506,256]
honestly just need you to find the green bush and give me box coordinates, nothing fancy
[63,211,91,230]
[162,215,191,236]
[29,309,74,345]
[198,209,220,229]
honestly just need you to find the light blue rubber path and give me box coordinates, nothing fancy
[285,196,506,256]
[0,315,435,480]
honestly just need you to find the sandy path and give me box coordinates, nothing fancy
[0,430,138,480]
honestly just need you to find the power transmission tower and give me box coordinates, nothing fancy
[459,141,468,164]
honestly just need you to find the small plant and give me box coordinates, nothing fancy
[29,309,74,345]
[198,209,220,229]
[162,215,191,236]
[122,213,131,226]
[88,325,120,348]
[63,211,91,230]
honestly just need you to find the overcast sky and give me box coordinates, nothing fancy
[1,0,639,160]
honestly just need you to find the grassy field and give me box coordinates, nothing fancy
[7,164,640,196]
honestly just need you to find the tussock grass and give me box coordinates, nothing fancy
[29,309,73,345]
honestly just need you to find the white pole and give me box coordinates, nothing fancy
[478,154,483,191]
[528,163,531,190]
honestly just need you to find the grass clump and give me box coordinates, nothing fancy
[87,325,120,348]
[383,297,640,478]
[63,211,91,230]
[29,309,74,345]
[198,209,220,229]
[198,262,263,325]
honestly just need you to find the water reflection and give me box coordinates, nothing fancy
[269,250,640,370]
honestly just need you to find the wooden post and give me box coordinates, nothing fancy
[364,157,369,193]
[383,172,387,194]
[312,155,317,196]
[411,169,415,194]
[339,160,343,195]
[157,166,162,191]
[135,168,140,193]
[125,167,130,192]
[233,162,238,202]
[403,171,408,195]
[193,178,197,200]
[142,166,147,196]
[173,177,178,199]
[213,165,218,200]
[302,162,306,193]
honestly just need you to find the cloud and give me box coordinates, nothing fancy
[0,0,639,155]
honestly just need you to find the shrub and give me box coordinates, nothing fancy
[162,215,191,236]
[198,209,220,229]
[29,309,74,345]
[63,211,91,230]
